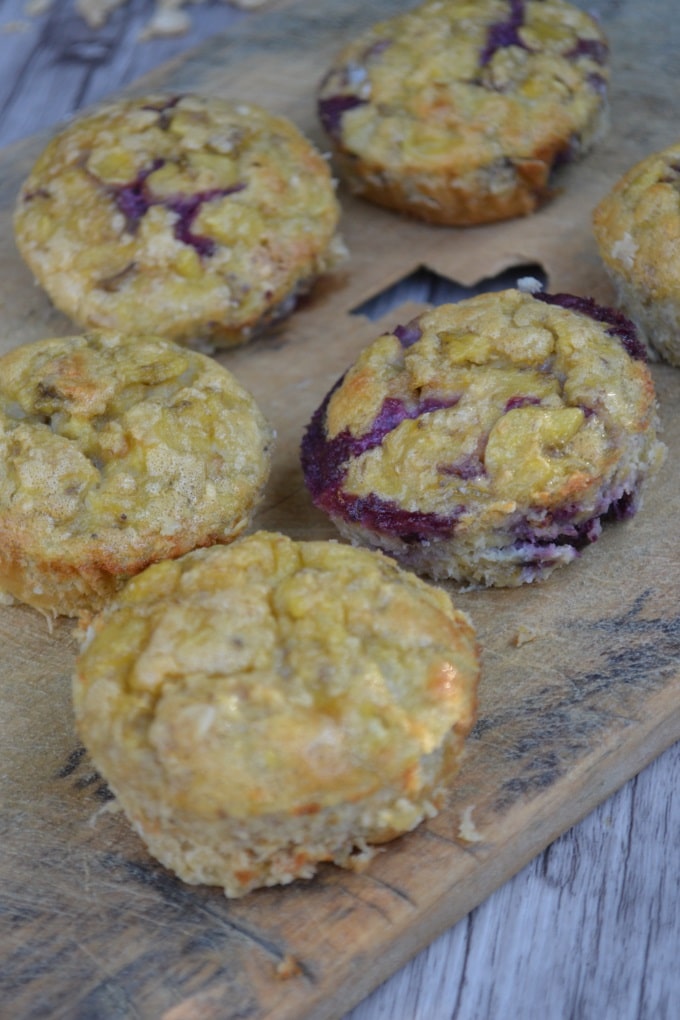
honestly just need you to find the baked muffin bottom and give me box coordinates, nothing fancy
[318,0,610,225]
[0,331,273,617]
[73,532,480,896]
[593,143,680,367]
[14,93,344,348]
[301,287,666,587]
[105,742,455,897]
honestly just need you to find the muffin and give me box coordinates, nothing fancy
[593,143,680,367]
[0,331,273,617]
[317,0,610,225]
[14,93,344,348]
[301,285,666,588]
[72,531,480,897]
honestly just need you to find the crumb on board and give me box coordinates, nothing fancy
[76,0,127,31]
[88,798,122,828]
[137,6,192,40]
[512,624,541,647]
[275,955,303,981]
[457,804,485,845]
[344,841,379,873]
[23,0,272,38]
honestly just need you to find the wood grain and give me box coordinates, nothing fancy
[0,0,255,149]
[0,2,678,1019]
[350,736,680,1020]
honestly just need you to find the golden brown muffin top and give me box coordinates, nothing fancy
[0,331,273,581]
[74,532,480,819]
[593,143,680,303]
[320,288,659,520]
[318,0,609,176]
[14,93,343,346]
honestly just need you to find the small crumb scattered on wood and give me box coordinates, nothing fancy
[137,6,192,41]
[458,804,485,844]
[512,624,540,647]
[88,799,122,827]
[275,954,303,980]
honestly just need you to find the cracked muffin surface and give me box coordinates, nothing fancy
[73,531,480,897]
[14,93,344,348]
[301,287,666,587]
[0,330,273,617]
[593,143,680,367]
[317,0,609,225]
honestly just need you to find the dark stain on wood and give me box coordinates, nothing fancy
[468,590,680,811]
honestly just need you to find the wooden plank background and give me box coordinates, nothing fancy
[0,2,678,1018]
[0,0,257,150]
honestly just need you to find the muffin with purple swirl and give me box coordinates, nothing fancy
[14,93,345,349]
[317,0,610,225]
[301,285,666,588]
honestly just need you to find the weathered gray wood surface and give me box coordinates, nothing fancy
[0,0,255,149]
[0,2,678,1019]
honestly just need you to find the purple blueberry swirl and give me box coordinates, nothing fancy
[112,158,165,231]
[332,489,463,542]
[438,453,485,481]
[393,321,423,348]
[302,292,653,578]
[565,37,608,66]
[564,37,609,99]
[480,0,529,66]
[110,162,246,257]
[164,188,245,258]
[318,93,368,140]
[301,379,462,541]
[317,37,392,140]
[510,483,641,580]
[505,395,541,412]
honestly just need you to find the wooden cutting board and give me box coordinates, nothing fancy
[2,2,679,1018]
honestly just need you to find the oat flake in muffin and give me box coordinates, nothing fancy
[592,142,680,368]
[14,93,345,348]
[317,0,610,225]
[301,286,666,588]
[0,330,273,617]
[73,531,480,897]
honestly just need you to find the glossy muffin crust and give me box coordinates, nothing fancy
[73,531,480,897]
[0,331,273,617]
[14,93,345,348]
[593,142,680,367]
[301,286,666,587]
[318,0,609,225]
